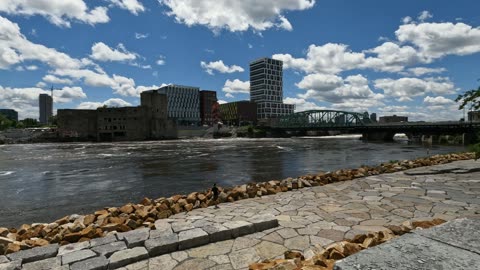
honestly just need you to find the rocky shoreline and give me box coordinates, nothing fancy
[0,152,475,256]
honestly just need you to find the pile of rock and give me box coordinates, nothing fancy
[248,219,446,270]
[0,152,473,255]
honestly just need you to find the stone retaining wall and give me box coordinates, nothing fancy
[0,214,278,269]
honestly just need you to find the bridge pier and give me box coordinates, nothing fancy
[362,131,395,141]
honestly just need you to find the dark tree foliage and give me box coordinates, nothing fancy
[456,85,480,111]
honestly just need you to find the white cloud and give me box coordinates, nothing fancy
[43,74,73,85]
[423,96,454,105]
[26,65,37,70]
[297,74,384,106]
[418,10,433,22]
[222,79,250,94]
[407,67,446,76]
[0,16,83,70]
[36,82,47,88]
[225,93,234,98]
[90,42,137,62]
[0,85,86,119]
[135,32,149,39]
[0,0,109,27]
[402,16,413,24]
[374,77,457,102]
[160,0,315,33]
[77,98,132,109]
[218,100,227,104]
[108,0,144,15]
[283,97,326,112]
[156,55,166,65]
[396,22,480,60]
[364,42,423,72]
[248,44,253,49]
[201,60,244,75]
[273,43,366,74]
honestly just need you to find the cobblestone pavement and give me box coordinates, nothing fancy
[117,159,479,270]
[3,160,480,270]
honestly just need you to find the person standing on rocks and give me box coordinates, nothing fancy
[212,183,220,209]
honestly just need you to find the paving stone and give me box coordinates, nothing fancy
[310,235,334,247]
[247,215,278,232]
[115,259,148,270]
[188,240,234,258]
[207,264,234,270]
[108,247,149,269]
[144,232,178,257]
[222,221,255,238]
[171,258,216,270]
[22,257,60,270]
[117,228,150,248]
[91,241,127,257]
[0,260,21,270]
[148,254,178,270]
[208,254,230,265]
[334,233,480,270]
[261,232,284,245]
[62,249,97,265]
[415,217,480,254]
[7,243,59,264]
[58,241,91,256]
[171,222,195,233]
[228,247,260,270]
[90,235,118,248]
[276,228,298,239]
[70,255,109,270]
[178,228,209,250]
[283,235,310,251]
[232,237,260,251]
[170,251,188,262]
[0,257,8,264]
[202,223,232,242]
[254,241,287,259]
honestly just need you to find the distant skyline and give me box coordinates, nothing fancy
[1,0,480,121]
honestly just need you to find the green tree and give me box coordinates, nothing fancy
[0,114,13,130]
[456,83,480,159]
[21,118,39,128]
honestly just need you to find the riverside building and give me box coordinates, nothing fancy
[199,90,218,126]
[39,93,53,124]
[155,85,201,126]
[249,57,294,119]
[219,101,257,126]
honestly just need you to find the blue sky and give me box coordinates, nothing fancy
[1,0,480,121]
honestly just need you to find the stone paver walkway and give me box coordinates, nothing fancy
[334,217,480,270]
[2,159,479,270]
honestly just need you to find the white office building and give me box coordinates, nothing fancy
[156,84,201,125]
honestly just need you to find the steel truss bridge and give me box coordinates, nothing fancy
[270,110,480,141]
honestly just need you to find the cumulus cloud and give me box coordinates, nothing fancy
[217,100,227,104]
[90,42,137,62]
[0,85,86,119]
[395,22,480,60]
[159,0,315,33]
[156,55,166,65]
[42,75,73,85]
[297,74,383,105]
[418,10,433,22]
[283,97,326,112]
[222,79,250,94]
[0,0,109,27]
[374,77,457,102]
[423,96,454,105]
[200,60,244,75]
[77,98,132,109]
[407,67,446,76]
[0,16,83,70]
[108,0,144,15]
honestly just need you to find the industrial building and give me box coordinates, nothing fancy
[249,57,294,119]
[154,85,201,126]
[219,101,257,126]
[0,109,18,122]
[57,90,176,141]
[199,90,218,126]
[379,115,408,123]
[39,93,53,124]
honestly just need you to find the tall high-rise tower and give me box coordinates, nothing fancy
[39,93,53,124]
[249,57,294,119]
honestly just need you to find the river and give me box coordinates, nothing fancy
[0,137,465,227]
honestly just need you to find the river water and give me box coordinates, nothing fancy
[0,137,465,227]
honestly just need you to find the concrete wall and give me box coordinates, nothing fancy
[97,107,149,141]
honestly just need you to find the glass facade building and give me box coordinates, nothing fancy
[157,85,201,126]
[39,93,53,124]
